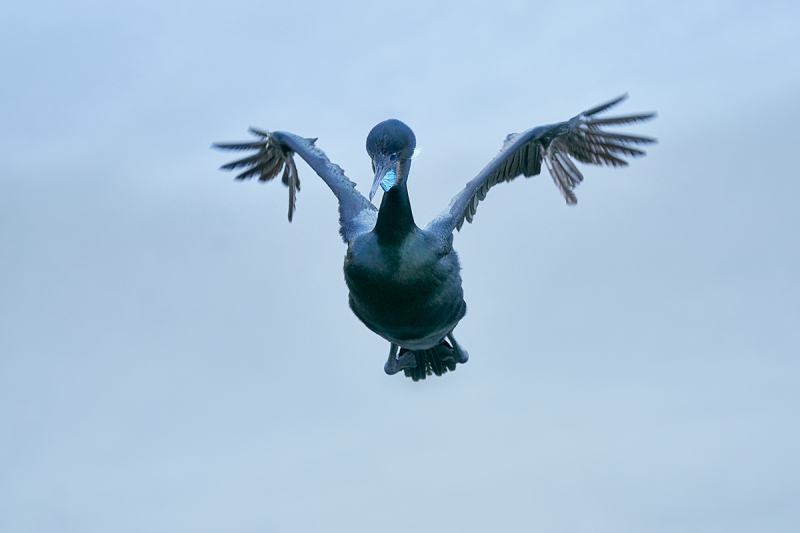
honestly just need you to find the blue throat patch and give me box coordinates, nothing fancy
[380,169,397,192]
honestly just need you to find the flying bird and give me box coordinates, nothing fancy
[214,94,656,381]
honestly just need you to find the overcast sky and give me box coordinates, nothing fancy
[1,1,798,532]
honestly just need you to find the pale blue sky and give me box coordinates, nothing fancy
[1,1,798,531]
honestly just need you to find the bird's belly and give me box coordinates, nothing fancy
[344,252,466,349]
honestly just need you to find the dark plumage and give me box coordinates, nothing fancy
[214,95,657,380]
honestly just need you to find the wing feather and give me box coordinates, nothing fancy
[585,113,656,127]
[553,145,584,187]
[213,129,376,241]
[213,141,267,151]
[426,94,656,236]
[581,130,656,145]
[219,152,267,170]
[546,147,577,205]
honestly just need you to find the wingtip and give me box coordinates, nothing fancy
[584,93,629,116]
[248,126,269,138]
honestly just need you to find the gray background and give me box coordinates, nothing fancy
[1,0,798,531]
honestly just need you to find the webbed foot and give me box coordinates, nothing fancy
[447,332,469,364]
[384,343,417,375]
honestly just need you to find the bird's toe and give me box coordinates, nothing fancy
[395,349,418,370]
[455,346,469,364]
[384,344,418,375]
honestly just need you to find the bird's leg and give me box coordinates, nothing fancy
[447,332,469,364]
[384,343,417,375]
[384,343,400,375]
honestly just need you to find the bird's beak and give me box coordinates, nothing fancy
[368,156,396,202]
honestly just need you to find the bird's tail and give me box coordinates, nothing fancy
[401,340,458,381]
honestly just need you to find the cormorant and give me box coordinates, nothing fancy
[214,94,656,381]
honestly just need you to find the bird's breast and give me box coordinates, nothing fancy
[343,231,466,346]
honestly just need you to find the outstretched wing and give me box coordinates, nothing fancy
[425,94,656,237]
[214,129,377,242]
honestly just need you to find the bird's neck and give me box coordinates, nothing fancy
[375,182,416,244]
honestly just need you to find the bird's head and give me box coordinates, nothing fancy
[366,119,416,201]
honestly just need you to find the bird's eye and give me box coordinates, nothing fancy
[390,153,398,161]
